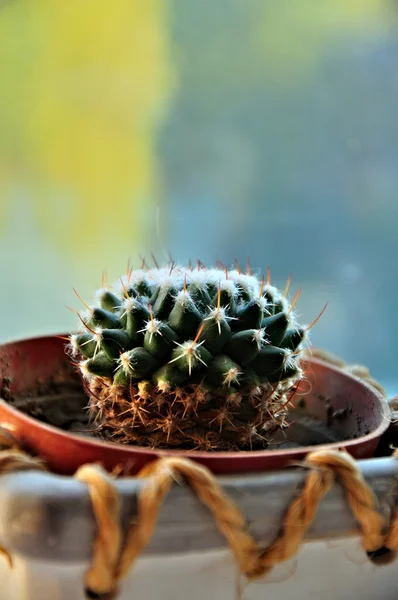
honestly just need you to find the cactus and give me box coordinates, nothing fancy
[69,262,322,451]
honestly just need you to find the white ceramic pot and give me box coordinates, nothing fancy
[0,457,397,599]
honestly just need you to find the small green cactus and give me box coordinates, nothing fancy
[69,262,320,451]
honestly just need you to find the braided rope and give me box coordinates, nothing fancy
[75,465,122,599]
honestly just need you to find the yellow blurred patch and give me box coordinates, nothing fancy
[0,0,174,263]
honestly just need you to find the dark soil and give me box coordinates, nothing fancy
[2,374,348,449]
[3,377,101,437]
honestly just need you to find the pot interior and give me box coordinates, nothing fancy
[0,334,387,444]
[0,334,390,474]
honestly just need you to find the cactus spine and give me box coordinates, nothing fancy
[69,262,314,451]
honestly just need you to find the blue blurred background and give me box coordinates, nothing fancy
[0,0,397,393]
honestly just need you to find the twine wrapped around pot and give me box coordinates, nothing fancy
[0,354,396,599]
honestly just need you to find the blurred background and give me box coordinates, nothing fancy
[0,0,397,393]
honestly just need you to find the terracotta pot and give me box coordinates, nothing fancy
[0,334,391,475]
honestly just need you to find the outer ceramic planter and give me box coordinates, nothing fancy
[0,334,391,475]
[0,456,397,599]
[0,334,396,599]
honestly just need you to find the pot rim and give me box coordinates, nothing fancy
[0,332,391,462]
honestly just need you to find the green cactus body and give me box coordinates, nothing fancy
[70,263,309,451]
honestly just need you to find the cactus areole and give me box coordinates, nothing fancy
[69,263,319,451]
